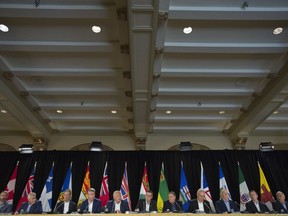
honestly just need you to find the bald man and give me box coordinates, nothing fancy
[17,192,43,214]
[215,189,239,213]
[106,190,130,213]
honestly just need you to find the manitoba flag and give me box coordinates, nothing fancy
[5,161,19,204]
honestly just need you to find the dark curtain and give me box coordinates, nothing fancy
[0,150,288,211]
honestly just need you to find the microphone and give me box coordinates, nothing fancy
[233,201,241,213]
[54,201,64,213]
[175,201,183,212]
[20,209,25,215]
[204,201,213,213]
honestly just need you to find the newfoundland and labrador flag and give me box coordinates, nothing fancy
[201,162,215,212]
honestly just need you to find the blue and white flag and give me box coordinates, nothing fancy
[201,162,215,212]
[57,162,72,202]
[40,163,54,212]
[179,162,191,212]
[219,162,231,200]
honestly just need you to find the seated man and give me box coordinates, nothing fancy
[135,191,157,212]
[215,189,239,213]
[80,188,101,213]
[54,189,77,214]
[246,190,269,213]
[188,189,212,213]
[106,190,130,213]
[273,191,288,213]
[0,191,12,214]
[163,191,183,212]
[17,192,43,214]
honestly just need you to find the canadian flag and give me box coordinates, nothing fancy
[5,161,19,204]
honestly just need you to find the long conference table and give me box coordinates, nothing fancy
[10,214,288,216]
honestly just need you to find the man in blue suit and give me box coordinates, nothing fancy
[17,192,43,214]
[80,188,101,213]
[215,189,239,213]
[106,190,130,213]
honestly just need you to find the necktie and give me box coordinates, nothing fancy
[27,204,31,212]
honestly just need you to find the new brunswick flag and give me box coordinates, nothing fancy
[157,163,169,212]
[139,162,150,200]
[78,161,91,208]
[258,162,274,211]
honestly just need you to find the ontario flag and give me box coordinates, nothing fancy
[16,161,37,210]
[139,162,150,200]
[78,161,91,208]
[201,162,215,212]
[258,162,274,211]
[5,161,19,204]
[120,162,131,211]
[99,162,109,207]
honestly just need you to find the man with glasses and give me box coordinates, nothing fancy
[188,189,212,213]
[135,191,157,212]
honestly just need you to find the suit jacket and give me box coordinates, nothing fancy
[106,200,130,213]
[188,199,212,213]
[245,200,270,213]
[215,199,239,213]
[162,200,183,212]
[54,200,77,214]
[136,199,157,212]
[19,201,43,214]
[273,200,288,213]
[80,198,101,213]
[0,201,13,214]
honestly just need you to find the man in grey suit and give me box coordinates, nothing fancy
[0,191,12,214]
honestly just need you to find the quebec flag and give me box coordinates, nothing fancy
[39,163,54,212]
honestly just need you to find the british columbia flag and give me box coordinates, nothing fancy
[120,162,131,211]
[99,162,109,207]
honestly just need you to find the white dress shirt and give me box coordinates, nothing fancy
[145,202,150,211]
[63,201,70,214]
[198,201,205,212]
[115,202,121,212]
[88,201,93,212]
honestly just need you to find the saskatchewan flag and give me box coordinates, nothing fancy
[258,162,274,211]
[139,162,150,200]
[238,162,250,211]
[157,162,169,212]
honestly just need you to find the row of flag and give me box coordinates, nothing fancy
[4,161,275,212]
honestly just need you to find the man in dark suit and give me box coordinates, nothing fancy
[163,191,183,212]
[215,189,239,213]
[135,191,157,212]
[17,192,43,214]
[273,191,288,213]
[80,188,101,213]
[54,189,77,214]
[0,191,12,214]
[246,190,270,213]
[188,189,212,213]
[106,190,130,213]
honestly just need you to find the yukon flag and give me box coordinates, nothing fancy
[5,161,19,204]
[139,162,150,200]
[238,162,250,211]
[99,162,109,207]
[57,162,72,202]
[219,162,232,200]
[120,162,132,211]
[78,161,91,207]
[157,162,169,212]
[39,163,54,212]
[201,162,215,212]
[16,162,37,210]
[179,162,191,212]
[258,162,274,211]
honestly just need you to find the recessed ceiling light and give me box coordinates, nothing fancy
[183,27,192,34]
[273,111,279,115]
[0,109,7,114]
[111,110,117,114]
[92,25,101,33]
[0,24,9,32]
[219,111,226,115]
[273,27,283,35]
[166,110,172,114]
[56,109,63,114]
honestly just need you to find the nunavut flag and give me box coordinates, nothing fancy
[78,161,91,208]
[258,162,274,211]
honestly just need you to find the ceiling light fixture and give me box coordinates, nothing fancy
[111,110,117,114]
[273,111,279,115]
[0,24,9,32]
[0,109,7,114]
[92,25,101,33]
[166,110,172,114]
[273,27,283,35]
[56,109,63,114]
[219,111,226,114]
[183,27,192,34]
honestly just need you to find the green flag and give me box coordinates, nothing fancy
[157,162,169,212]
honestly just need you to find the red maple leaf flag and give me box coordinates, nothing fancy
[5,161,19,204]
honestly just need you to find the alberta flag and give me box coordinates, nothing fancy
[219,162,231,200]
[57,162,72,202]
[120,162,132,211]
[16,162,37,210]
[5,161,19,204]
[179,162,191,212]
[201,162,215,212]
[139,162,150,200]
[238,162,250,211]
[99,162,109,207]
[39,163,54,212]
